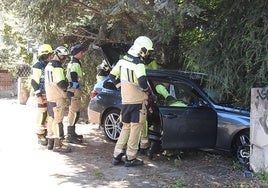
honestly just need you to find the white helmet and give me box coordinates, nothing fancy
[97,60,110,71]
[134,36,154,51]
[128,36,154,57]
[54,46,69,56]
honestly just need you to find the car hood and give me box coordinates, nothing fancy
[214,104,250,117]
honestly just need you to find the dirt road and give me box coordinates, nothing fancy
[0,98,264,187]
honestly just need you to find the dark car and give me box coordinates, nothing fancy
[88,69,250,165]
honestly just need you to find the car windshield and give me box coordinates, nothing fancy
[174,71,233,106]
[194,76,234,106]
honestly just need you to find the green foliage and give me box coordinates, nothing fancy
[0,22,32,71]
[232,161,244,171]
[256,170,268,182]
[0,10,32,75]
[185,0,268,109]
[93,169,103,176]
[171,177,186,188]
[80,50,102,109]
[1,0,267,109]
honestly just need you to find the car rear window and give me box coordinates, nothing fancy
[103,80,117,90]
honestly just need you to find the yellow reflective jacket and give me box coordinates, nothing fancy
[66,57,83,84]
[45,60,68,102]
[110,55,147,104]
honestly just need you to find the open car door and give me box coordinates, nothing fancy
[146,75,218,150]
[159,105,217,149]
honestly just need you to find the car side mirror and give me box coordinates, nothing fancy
[193,99,209,108]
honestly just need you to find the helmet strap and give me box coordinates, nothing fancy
[56,54,60,60]
[56,54,66,61]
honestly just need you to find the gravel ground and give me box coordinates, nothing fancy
[0,97,265,188]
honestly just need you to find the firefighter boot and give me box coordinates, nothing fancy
[73,125,83,139]
[66,126,82,144]
[124,158,144,167]
[37,133,48,146]
[47,138,54,150]
[112,153,125,165]
[139,148,149,156]
[53,138,71,153]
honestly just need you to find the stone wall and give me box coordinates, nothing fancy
[0,70,17,97]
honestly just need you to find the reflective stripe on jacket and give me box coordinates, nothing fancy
[66,57,83,84]
[31,61,46,94]
[110,55,147,104]
[45,60,67,102]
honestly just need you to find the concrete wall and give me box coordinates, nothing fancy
[250,87,268,172]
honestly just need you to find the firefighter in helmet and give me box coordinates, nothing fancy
[45,46,71,153]
[96,59,110,82]
[109,36,154,167]
[31,44,54,146]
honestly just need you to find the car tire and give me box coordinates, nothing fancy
[232,130,250,168]
[102,109,121,142]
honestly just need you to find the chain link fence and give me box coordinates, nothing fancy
[17,64,32,77]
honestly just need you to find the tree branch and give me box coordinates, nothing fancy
[69,0,138,25]
[68,33,117,43]
[69,0,109,17]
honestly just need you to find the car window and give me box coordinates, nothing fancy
[147,71,237,108]
[172,82,206,107]
[198,77,234,105]
[149,79,201,107]
[103,79,117,90]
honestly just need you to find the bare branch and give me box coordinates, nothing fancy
[68,33,117,43]
[69,0,138,25]
[69,0,109,17]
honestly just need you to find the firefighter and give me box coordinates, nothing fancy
[96,60,110,82]
[109,36,154,167]
[145,59,160,70]
[155,83,188,107]
[65,44,85,144]
[31,44,54,146]
[44,46,71,153]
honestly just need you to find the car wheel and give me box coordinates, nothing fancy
[103,109,121,142]
[233,130,250,167]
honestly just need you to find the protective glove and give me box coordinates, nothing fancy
[71,82,80,89]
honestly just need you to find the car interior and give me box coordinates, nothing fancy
[147,78,201,108]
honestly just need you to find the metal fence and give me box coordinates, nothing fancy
[17,64,32,77]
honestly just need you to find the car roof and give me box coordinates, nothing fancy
[146,69,208,82]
